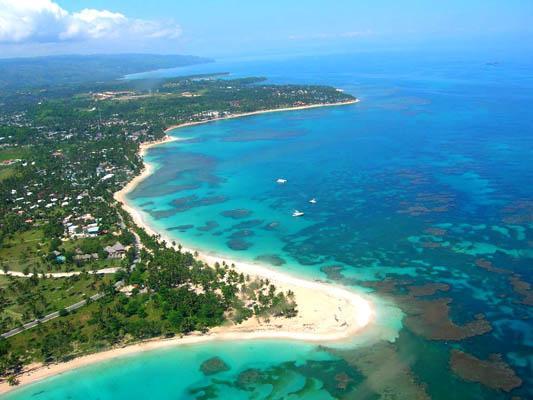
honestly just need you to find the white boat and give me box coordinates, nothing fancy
[309,198,317,204]
[292,210,305,217]
[276,178,287,184]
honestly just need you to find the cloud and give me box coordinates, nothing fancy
[0,0,181,44]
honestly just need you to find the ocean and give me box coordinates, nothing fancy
[6,50,532,399]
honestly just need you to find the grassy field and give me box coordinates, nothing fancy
[6,299,104,360]
[61,235,124,253]
[0,167,17,181]
[0,274,111,332]
[0,229,46,272]
[5,290,164,362]
[0,229,126,273]
[0,147,30,162]
[0,147,29,182]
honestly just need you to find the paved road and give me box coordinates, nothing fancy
[0,267,120,278]
[1,210,141,339]
[0,281,122,339]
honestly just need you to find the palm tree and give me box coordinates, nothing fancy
[7,375,19,386]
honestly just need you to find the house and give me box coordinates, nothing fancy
[67,225,79,235]
[104,242,126,259]
[101,173,114,181]
[81,213,93,221]
[83,222,100,236]
[74,253,99,261]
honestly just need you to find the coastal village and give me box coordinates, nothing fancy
[0,0,529,398]
[1,77,355,263]
[0,67,359,390]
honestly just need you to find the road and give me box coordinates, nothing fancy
[0,281,123,339]
[0,267,120,278]
[0,210,142,339]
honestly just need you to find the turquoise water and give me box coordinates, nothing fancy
[5,341,344,399]
[6,51,532,399]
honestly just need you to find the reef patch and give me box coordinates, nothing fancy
[450,350,522,392]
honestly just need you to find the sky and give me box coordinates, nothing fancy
[0,0,532,59]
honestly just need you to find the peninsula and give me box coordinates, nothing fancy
[0,58,370,394]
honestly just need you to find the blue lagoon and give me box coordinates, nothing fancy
[6,51,533,399]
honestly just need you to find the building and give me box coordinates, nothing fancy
[104,242,126,259]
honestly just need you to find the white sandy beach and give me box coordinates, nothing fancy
[115,101,373,343]
[116,102,373,341]
[162,99,359,132]
[0,101,371,395]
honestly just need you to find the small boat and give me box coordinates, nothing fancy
[309,198,317,204]
[276,178,287,184]
[292,210,305,217]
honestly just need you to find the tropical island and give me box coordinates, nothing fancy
[0,55,368,393]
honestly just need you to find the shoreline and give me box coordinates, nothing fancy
[162,99,359,133]
[0,100,371,395]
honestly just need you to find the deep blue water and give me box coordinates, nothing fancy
[7,51,533,399]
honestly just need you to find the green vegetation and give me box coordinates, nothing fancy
[0,228,127,273]
[0,54,353,383]
[0,168,16,182]
[0,148,28,182]
[0,229,44,273]
[0,147,30,162]
[0,274,110,332]
[0,233,297,376]
[0,54,211,90]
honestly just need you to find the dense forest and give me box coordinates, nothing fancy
[0,54,211,90]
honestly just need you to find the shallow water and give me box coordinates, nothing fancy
[6,341,345,399]
[7,51,532,399]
